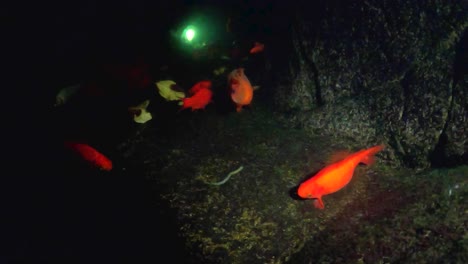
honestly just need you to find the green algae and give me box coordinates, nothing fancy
[123,104,467,263]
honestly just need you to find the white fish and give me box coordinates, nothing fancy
[155,80,185,101]
[128,99,152,124]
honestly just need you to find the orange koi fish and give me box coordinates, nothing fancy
[228,68,254,112]
[297,144,385,209]
[180,81,213,111]
[64,142,113,171]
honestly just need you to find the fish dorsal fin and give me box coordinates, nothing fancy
[360,156,375,165]
[327,150,351,164]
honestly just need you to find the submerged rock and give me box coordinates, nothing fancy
[270,0,467,169]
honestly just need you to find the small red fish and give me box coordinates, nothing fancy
[249,42,264,54]
[297,144,385,209]
[180,81,213,111]
[64,142,113,171]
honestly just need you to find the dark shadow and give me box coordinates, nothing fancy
[289,170,321,201]
[289,185,303,200]
[430,28,468,168]
[4,141,194,264]
[452,28,468,88]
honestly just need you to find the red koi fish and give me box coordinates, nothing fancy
[228,68,254,112]
[180,81,213,111]
[249,42,264,54]
[64,142,113,171]
[298,144,385,209]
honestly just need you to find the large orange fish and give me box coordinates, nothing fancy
[64,142,113,171]
[180,81,213,111]
[297,144,385,209]
[228,68,254,112]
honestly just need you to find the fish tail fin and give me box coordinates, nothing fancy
[360,144,385,165]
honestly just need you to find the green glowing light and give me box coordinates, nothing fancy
[182,26,196,42]
[185,29,195,41]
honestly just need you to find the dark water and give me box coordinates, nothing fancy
[4,126,193,263]
[4,1,303,263]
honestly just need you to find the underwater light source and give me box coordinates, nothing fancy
[182,26,196,42]
[185,28,195,41]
